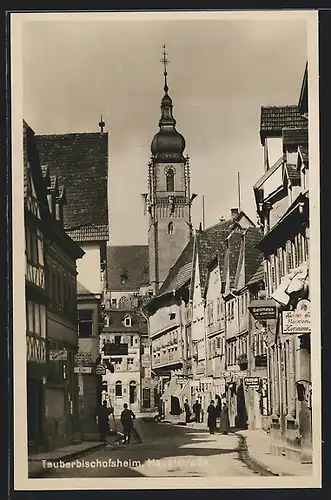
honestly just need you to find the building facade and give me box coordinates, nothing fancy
[253,65,311,463]
[35,128,109,439]
[99,308,149,416]
[24,121,84,453]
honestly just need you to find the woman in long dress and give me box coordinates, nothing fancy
[219,394,230,435]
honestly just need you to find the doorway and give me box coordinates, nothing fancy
[129,380,137,404]
[142,388,151,409]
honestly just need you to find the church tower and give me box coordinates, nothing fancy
[147,46,193,294]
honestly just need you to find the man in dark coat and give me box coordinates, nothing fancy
[97,400,111,442]
[120,403,135,444]
[207,400,217,434]
[192,400,202,423]
[183,399,191,423]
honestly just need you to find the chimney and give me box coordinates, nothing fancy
[231,208,239,219]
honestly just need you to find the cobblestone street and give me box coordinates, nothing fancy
[41,420,260,478]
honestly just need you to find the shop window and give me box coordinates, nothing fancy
[115,381,122,397]
[78,309,93,337]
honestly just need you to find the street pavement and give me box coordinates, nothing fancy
[42,419,260,477]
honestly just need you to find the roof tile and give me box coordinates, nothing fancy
[282,127,308,147]
[107,246,149,291]
[260,105,308,143]
[35,132,109,242]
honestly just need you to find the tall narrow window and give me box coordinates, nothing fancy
[78,310,93,337]
[168,221,174,235]
[166,169,175,192]
[115,381,122,397]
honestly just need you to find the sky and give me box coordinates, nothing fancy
[21,13,308,246]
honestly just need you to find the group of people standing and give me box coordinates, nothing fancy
[183,394,230,435]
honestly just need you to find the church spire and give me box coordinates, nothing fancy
[160,44,169,94]
[151,45,185,162]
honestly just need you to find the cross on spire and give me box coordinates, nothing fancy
[160,44,169,93]
[99,114,105,134]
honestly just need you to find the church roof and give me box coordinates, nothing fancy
[35,132,109,243]
[106,245,149,291]
[157,239,194,297]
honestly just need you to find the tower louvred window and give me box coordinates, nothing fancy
[166,169,175,191]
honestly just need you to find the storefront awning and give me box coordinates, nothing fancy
[272,262,308,305]
[160,378,178,401]
[177,380,190,400]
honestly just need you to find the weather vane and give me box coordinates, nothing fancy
[160,44,170,92]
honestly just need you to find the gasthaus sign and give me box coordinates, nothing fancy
[282,299,311,334]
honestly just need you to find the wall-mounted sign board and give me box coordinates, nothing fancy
[244,377,260,388]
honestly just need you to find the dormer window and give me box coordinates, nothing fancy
[120,268,129,284]
[124,315,132,327]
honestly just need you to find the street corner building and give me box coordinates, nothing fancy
[99,244,156,416]
[27,125,109,446]
[24,120,85,453]
[251,63,311,463]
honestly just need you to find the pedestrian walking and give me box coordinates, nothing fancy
[183,399,191,423]
[97,400,111,442]
[192,400,202,423]
[220,393,230,435]
[207,400,217,434]
[120,403,136,444]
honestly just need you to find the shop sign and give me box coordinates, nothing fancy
[244,377,260,388]
[49,349,67,361]
[103,343,128,356]
[282,299,311,334]
[74,353,92,366]
[248,300,277,320]
[74,366,92,374]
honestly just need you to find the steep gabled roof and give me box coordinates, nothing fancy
[102,308,148,334]
[196,218,236,292]
[35,132,109,243]
[157,238,194,297]
[247,261,265,286]
[227,230,243,291]
[243,227,264,285]
[107,245,149,291]
[260,105,308,144]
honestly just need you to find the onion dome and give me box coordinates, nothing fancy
[151,46,186,162]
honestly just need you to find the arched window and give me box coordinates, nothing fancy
[168,221,174,235]
[129,380,137,404]
[166,169,175,192]
[115,380,122,397]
